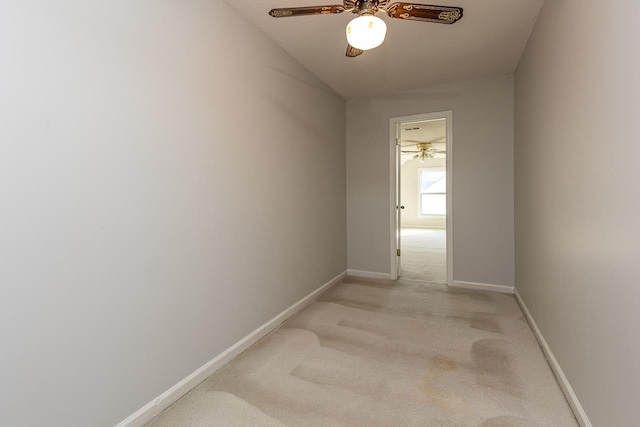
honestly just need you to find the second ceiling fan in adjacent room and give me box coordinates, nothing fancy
[402,141,446,162]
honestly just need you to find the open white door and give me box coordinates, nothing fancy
[395,122,402,278]
[390,111,453,285]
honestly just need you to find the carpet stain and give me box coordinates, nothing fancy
[418,383,445,398]
[471,339,522,398]
[415,382,457,413]
[337,318,387,336]
[146,277,577,427]
[320,297,383,312]
[431,355,457,371]
[467,292,494,302]
[416,381,472,417]
[445,313,503,334]
[470,312,503,334]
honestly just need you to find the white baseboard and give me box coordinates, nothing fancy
[347,269,394,280]
[401,225,446,230]
[115,270,347,427]
[450,280,514,294]
[514,289,592,427]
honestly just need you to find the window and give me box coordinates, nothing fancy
[419,169,446,215]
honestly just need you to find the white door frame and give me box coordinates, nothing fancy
[389,110,453,286]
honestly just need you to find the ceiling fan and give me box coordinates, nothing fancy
[269,1,463,57]
[401,141,446,162]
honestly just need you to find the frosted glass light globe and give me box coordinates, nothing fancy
[346,15,387,51]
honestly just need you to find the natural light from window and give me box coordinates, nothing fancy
[420,169,446,215]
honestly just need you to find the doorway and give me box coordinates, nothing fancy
[389,111,452,285]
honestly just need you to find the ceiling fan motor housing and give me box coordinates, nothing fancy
[356,1,380,15]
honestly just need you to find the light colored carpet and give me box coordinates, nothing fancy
[401,228,447,283]
[146,276,577,427]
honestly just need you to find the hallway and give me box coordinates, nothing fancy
[147,276,577,427]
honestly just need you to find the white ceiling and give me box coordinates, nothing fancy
[224,0,544,99]
[400,118,446,162]
[400,118,446,147]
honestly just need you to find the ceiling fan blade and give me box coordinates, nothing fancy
[403,140,446,147]
[402,139,429,144]
[269,5,347,18]
[346,44,364,57]
[385,3,463,24]
[401,150,420,153]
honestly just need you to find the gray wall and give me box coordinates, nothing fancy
[514,1,640,426]
[0,2,346,426]
[347,75,514,286]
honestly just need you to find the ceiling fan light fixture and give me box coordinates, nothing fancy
[346,15,387,51]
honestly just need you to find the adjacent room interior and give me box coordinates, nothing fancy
[399,118,448,283]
